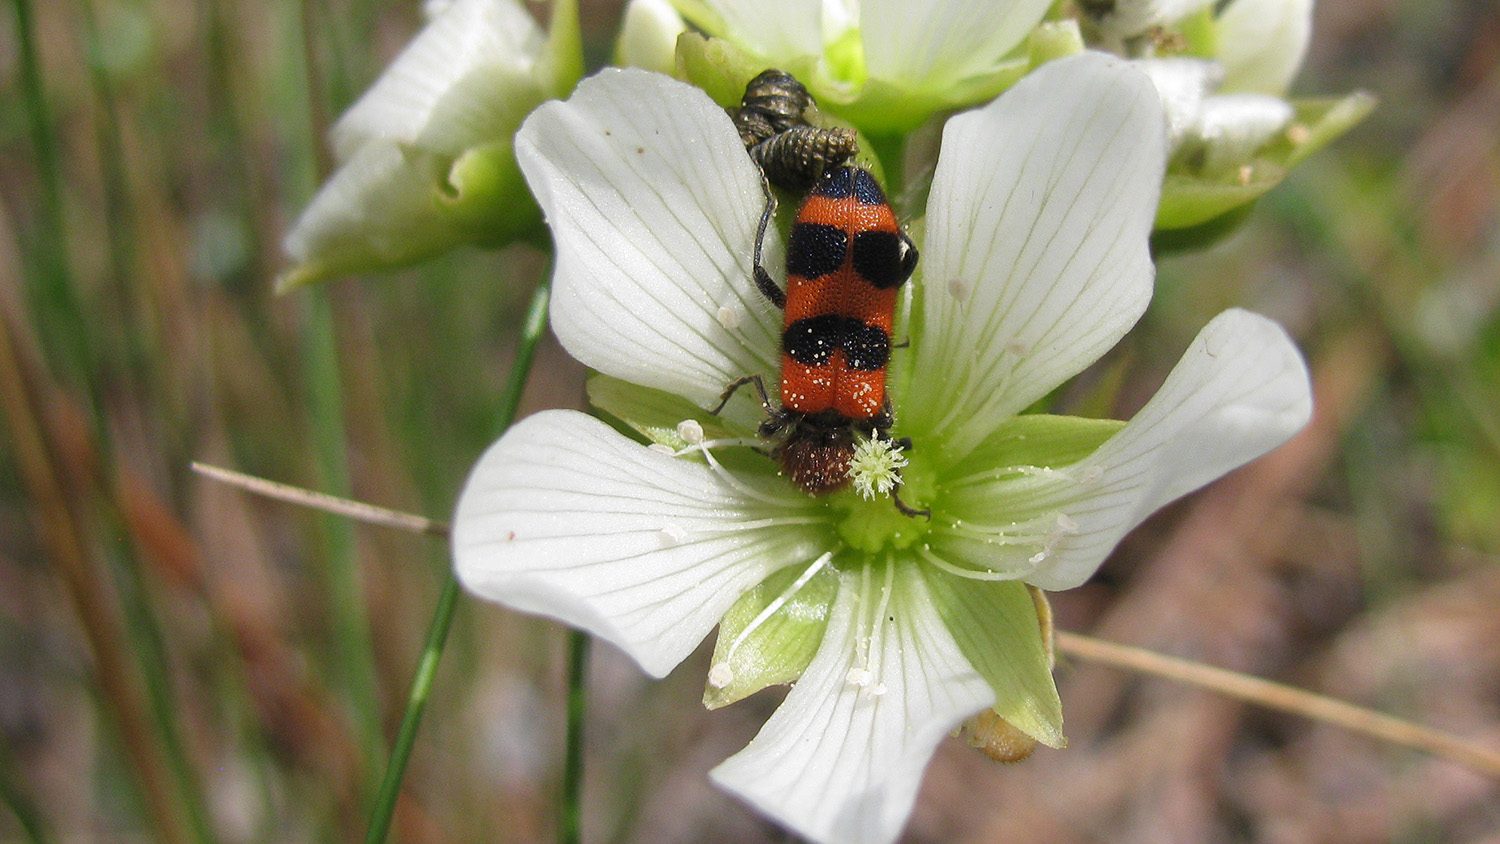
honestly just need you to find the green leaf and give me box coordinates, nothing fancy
[921,572,1063,747]
[704,562,838,709]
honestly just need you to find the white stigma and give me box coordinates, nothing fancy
[847,437,909,500]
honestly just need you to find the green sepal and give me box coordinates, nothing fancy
[704,562,838,709]
[439,141,542,248]
[1156,90,1376,231]
[1027,20,1085,67]
[833,58,1029,136]
[676,32,788,107]
[921,572,1064,748]
[1174,6,1219,59]
[540,0,583,97]
[1280,92,1378,168]
[585,374,748,449]
[1150,202,1255,256]
[958,414,1125,476]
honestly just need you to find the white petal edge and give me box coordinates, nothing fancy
[712,560,992,844]
[908,52,1166,460]
[616,0,687,75]
[1135,57,1222,150]
[1025,309,1313,590]
[859,0,1050,89]
[515,69,782,420]
[332,0,546,159]
[699,0,824,65]
[452,410,826,677]
[1217,0,1313,96]
[282,142,454,275]
[1191,93,1295,173]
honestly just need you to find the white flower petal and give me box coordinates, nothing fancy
[332,0,546,159]
[907,53,1165,460]
[453,410,826,677]
[1217,0,1313,95]
[616,0,687,75]
[1190,93,1295,172]
[859,0,1049,88]
[281,142,456,287]
[1135,57,1223,150]
[1024,309,1312,590]
[700,0,824,64]
[516,69,782,416]
[712,561,992,844]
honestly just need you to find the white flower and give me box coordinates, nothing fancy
[279,0,581,290]
[1137,57,1294,175]
[1217,0,1314,95]
[453,56,1312,843]
[1111,0,1313,178]
[616,0,687,76]
[675,0,1054,132]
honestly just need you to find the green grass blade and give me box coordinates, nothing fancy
[365,271,553,844]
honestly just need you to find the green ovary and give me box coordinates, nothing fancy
[833,453,938,554]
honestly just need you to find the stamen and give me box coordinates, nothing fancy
[942,512,1056,544]
[707,663,734,689]
[849,558,896,698]
[676,419,704,444]
[917,545,1026,582]
[722,551,835,664]
[694,440,789,507]
[670,436,761,457]
[946,464,1075,489]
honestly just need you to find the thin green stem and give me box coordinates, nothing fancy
[559,631,590,844]
[365,273,553,843]
[363,576,460,844]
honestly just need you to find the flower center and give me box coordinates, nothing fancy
[833,451,937,554]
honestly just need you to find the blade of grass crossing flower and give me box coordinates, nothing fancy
[366,273,554,843]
